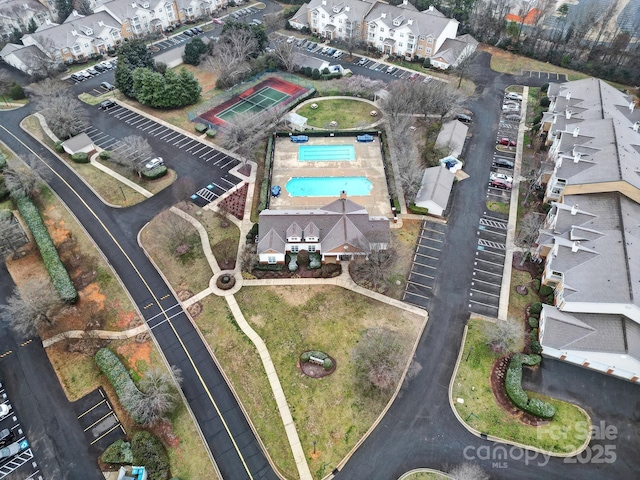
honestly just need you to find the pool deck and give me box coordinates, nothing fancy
[270,136,392,218]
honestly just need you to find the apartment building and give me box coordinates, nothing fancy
[0,0,51,40]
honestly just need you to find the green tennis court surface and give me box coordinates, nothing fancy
[217,86,290,122]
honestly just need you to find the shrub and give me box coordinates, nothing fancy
[546,294,555,304]
[528,317,539,328]
[541,82,549,92]
[16,197,78,303]
[322,67,330,75]
[423,57,431,68]
[309,252,321,269]
[408,203,429,215]
[205,129,216,138]
[297,249,309,267]
[71,152,89,163]
[94,348,144,423]
[0,153,6,171]
[304,66,312,77]
[533,278,541,291]
[539,285,553,297]
[8,82,25,100]
[101,439,133,464]
[539,96,550,107]
[253,263,283,271]
[131,431,170,480]
[529,302,542,315]
[194,123,207,133]
[142,165,168,180]
[323,358,333,370]
[530,328,539,342]
[530,340,542,354]
[54,141,64,153]
[99,150,112,160]
[287,253,298,271]
[300,351,311,362]
[504,354,554,419]
[312,68,321,80]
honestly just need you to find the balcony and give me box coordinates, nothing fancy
[545,270,563,283]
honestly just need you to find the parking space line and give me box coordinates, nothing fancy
[153,127,170,136]
[473,268,502,277]
[90,423,122,446]
[476,247,505,258]
[220,159,236,169]
[469,299,498,309]
[410,271,434,280]
[423,227,446,235]
[140,122,158,131]
[471,278,501,287]
[147,125,165,135]
[403,290,429,300]
[127,117,147,126]
[83,411,114,432]
[417,244,441,252]
[470,288,499,297]
[406,278,432,288]
[191,145,208,155]
[221,177,236,186]
[475,257,503,267]
[78,398,106,418]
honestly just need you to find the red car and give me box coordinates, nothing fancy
[490,178,512,190]
[408,73,420,81]
[497,137,516,146]
[213,18,224,24]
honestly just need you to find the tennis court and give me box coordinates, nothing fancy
[216,86,290,122]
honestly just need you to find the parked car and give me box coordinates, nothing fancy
[332,49,343,58]
[100,60,114,69]
[165,25,174,32]
[357,57,367,65]
[286,36,295,44]
[183,29,194,36]
[504,114,521,121]
[296,38,305,47]
[408,72,420,81]
[70,73,85,82]
[0,429,14,448]
[490,172,513,183]
[0,442,21,460]
[86,67,99,76]
[505,92,523,101]
[100,81,115,91]
[144,157,164,170]
[307,42,317,51]
[98,99,117,110]
[78,70,92,79]
[497,137,516,146]
[320,46,330,54]
[490,178,512,189]
[493,158,514,169]
[213,18,224,24]
[0,404,9,418]
[252,18,263,25]
[190,28,200,35]
[456,113,472,123]
[93,64,107,72]
[386,65,396,73]
[195,26,204,34]
[502,105,519,112]
[326,48,336,56]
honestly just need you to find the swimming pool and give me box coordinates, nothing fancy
[286,176,373,197]
[298,144,355,161]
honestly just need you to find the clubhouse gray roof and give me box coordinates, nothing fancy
[543,192,640,307]
[414,166,455,213]
[62,132,94,152]
[257,198,389,255]
[24,11,120,50]
[541,306,640,363]
[435,119,468,158]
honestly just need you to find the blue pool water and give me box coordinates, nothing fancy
[298,144,355,161]
[286,177,373,197]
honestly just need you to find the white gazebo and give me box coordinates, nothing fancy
[285,112,308,131]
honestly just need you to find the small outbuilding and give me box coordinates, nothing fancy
[414,166,456,216]
[435,120,468,159]
[61,133,95,156]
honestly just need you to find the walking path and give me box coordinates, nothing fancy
[42,324,148,347]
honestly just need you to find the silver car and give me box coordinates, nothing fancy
[0,442,20,460]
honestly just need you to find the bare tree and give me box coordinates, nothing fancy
[352,328,405,393]
[3,155,50,199]
[123,366,183,426]
[452,51,479,89]
[351,241,398,292]
[0,211,28,260]
[156,209,195,254]
[387,115,423,204]
[0,280,63,337]
[112,135,153,175]
[449,463,490,480]
[240,244,258,272]
[172,177,197,206]
[485,318,522,353]
[272,40,297,73]
[515,213,545,266]
[204,28,257,88]
[31,79,89,139]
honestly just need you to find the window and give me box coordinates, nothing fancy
[126,27,131,32]
[419,35,424,40]
[62,48,69,53]
[322,13,325,18]
[399,33,404,38]
[338,28,342,32]
[399,42,403,47]
[308,245,316,252]
[268,256,276,264]
[380,27,385,32]
[426,47,431,54]
[379,36,383,41]
[291,245,299,253]
[158,8,162,12]
[427,37,433,44]
[84,43,89,47]
[418,45,422,50]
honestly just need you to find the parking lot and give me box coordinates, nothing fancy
[88,104,241,203]
[521,70,567,82]
[73,388,125,452]
[0,381,39,480]
[468,211,508,316]
[403,221,447,309]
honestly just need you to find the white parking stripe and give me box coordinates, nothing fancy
[474,257,503,267]
[410,271,434,280]
[469,299,498,309]
[471,278,501,287]
[147,125,165,134]
[473,268,502,277]
[221,177,236,186]
[470,288,499,297]
[406,279,432,289]
[403,290,429,300]
[153,127,170,136]
[220,159,236,169]
[128,117,147,126]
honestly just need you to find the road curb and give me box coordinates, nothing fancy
[447,322,592,458]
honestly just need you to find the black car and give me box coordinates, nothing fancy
[493,158,514,169]
[195,26,204,34]
[190,27,200,35]
[99,99,117,110]
[93,64,107,72]
[183,29,194,37]
[0,429,14,448]
[456,113,472,123]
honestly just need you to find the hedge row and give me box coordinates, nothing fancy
[142,165,168,180]
[253,263,283,271]
[194,123,207,133]
[505,354,555,419]
[95,348,144,423]
[131,431,170,480]
[16,197,78,303]
[101,439,134,464]
[258,134,274,212]
[408,203,429,215]
[71,152,89,163]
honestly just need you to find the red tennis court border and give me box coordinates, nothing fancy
[196,77,309,128]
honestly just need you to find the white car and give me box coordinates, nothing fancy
[490,172,513,183]
[144,157,164,170]
[0,404,10,418]
[0,442,20,460]
[332,49,343,58]
[505,92,523,101]
[286,36,295,44]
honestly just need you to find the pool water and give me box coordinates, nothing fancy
[286,177,373,197]
[298,144,355,161]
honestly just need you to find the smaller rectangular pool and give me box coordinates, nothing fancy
[298,144,355,162]
[286,176,372,197]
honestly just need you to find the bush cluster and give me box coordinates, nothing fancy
[323,358,333,370]
[408,203,429,215]
[530,340,542,354]
[533,278,541,291]
[71,152,89,163]
[309,252,321,269]
[253,263,283,271]
[94,348,144,423]
[194,123,207,133]
[142,165,168,180]
[16,197,78,303]
[54,141,64,153]
[205,129,216,138]
[528,317,539,328]
[504,354,555,418]
[539,96,550,107]
[287,253,298,271]
[529,302,542,315]
[131,431,170,480]
[101,439,133,464]
[539,285,553,297]
[99,150,112,160]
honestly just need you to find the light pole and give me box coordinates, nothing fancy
[313,440,316,455]
[119,186,126,202]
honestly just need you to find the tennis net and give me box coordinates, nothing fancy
[239,93,276,110]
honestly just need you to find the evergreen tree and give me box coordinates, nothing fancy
[114,39,153,97]
[27,18,38,33]
[182,38,208,65]
[55,0,74,22]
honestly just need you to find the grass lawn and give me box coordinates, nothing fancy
[78,91,116,106]
[296,99,380,128]
[20,115,148,207]
[401,471,451,480]
[94,157,177,195]
[375,220,421,300]
[235,285,426,478]
[486,201,510,215]
[452,319,590,453]
[509,268,541,319]
[139,205,240,294]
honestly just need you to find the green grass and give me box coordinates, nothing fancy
[486,201,510,215]
[296,99,380,128]
[401,472,451,480]
[234,286,425,478]
[78,91,117,106]
[452,319,590,453]
[508,269,541,318]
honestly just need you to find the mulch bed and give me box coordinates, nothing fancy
[512,252,542,278]
[490,355,549,427]
[299,355,336,378]
[250,263,342,279]
[218,183,248,220]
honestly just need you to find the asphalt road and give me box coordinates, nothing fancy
[0,263,104,480]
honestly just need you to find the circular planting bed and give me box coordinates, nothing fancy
[299,351,336,378]
[516,285,529,295]
[296,98,381,129]
[216,273,236,290]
